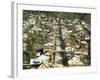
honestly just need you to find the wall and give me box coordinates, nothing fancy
[0,0,99,80]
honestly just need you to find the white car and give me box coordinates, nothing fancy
[30,55,49,64]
